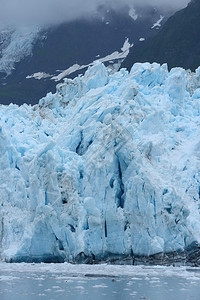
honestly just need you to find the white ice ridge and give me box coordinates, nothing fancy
[1,61,200,263]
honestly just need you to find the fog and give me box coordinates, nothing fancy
[0,0,190,28]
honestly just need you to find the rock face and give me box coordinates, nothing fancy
[122,0,200,72]
[1,62,200,264]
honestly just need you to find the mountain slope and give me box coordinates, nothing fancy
[0,6,174,105]
[122,0,200,72]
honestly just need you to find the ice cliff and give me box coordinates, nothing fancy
[1,61,200,264]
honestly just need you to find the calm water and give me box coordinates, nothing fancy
[0,263,200,300]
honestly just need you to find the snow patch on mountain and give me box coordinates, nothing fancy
[151,15,164,29]
[129,8,139,21]
[26,72,51,80]
[1,62,200,263]
[31,38,133,82]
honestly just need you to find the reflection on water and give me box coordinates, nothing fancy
[0,266,200,300]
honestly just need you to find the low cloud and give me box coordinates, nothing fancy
[0,0,190,28]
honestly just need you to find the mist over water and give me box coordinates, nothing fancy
[0,0,190,28]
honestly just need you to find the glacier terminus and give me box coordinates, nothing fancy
[1,61,200,265]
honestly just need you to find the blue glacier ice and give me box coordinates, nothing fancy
[1,61,200,264]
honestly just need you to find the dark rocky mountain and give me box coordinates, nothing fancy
[0,5,174,105]
[122,0,200,72]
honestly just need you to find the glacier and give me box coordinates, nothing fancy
[0,26,42,75]
[1,61,200,264]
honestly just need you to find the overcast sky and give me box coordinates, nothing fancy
[0,0,190,28]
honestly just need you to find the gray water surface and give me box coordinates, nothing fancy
[0,264,200,300]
